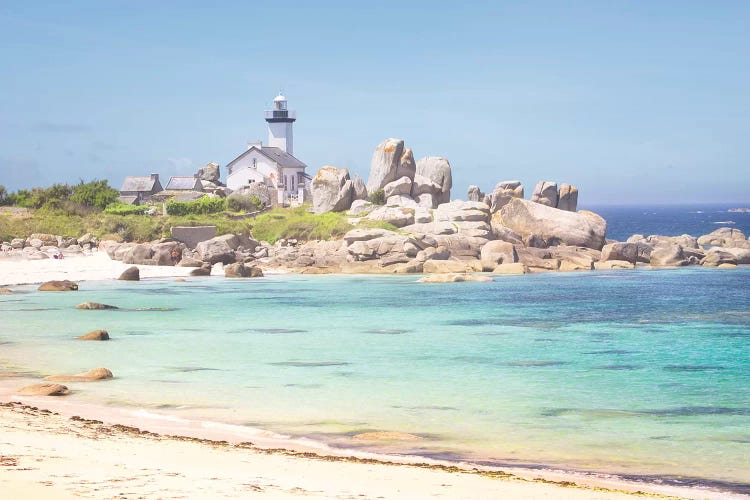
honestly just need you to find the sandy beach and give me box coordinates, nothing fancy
[1,396,734,500]
[1,254,748,499]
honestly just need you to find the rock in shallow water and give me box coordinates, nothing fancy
[38,280,78,291]
[76,329,110,341]
[418,273,493,283]
[45,367,113,382]
[17,383,70,396]
[75,302,119,310]
[118,266,140,281]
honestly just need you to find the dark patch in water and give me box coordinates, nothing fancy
[471,331,511,336]
[649,435,672,440]
[504,360,567,367]
[151,379,187,384]
[270,361,350,367]
[126,331,152,336]
[252,328,308,334]
[127,307,179,312]
[169,366,221,373]
[364,328,412,335]
[0,340,15,345]
[639,406,750,417]
[593,364,641,371]
[451,355,494,364]
[534,338,560,342]
[284,383,323,389]
[445,319,504,327]
[663,365,725,372]
[8,307,59,311]
[392,405,459,412]
[584,349,637,355]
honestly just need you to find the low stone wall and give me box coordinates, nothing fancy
[170,226,217,249]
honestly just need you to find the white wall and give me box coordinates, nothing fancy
[267,121,294,154]
[226,150,279,191]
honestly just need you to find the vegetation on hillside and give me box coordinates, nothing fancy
[0,181,394,244]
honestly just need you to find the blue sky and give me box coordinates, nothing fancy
[1,1,748,204]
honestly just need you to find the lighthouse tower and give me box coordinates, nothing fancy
[265,94,296,155]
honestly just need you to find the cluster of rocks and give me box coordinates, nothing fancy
[0,233,99,259]
[311,138,452,213]
[103,233,266,278]
[468,180,578,213]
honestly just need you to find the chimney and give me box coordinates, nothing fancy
[150,173,159,181]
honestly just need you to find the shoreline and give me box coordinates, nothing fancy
[1,391,744,500]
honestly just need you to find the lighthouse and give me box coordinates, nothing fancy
[265,94,296,155]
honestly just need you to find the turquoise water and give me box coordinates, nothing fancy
[1,269,749,492]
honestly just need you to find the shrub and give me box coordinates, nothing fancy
[166,196,226,216]
[104,202,149,215]
[70,179,119,209]
[369,188,385,205]
[227,194,263,213]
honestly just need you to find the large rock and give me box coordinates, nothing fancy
[122,243,155,265]
[486,181,524,213]
[423,259,482,273]
[497,198,607,250]
[724,247,750,264]
[697,228,747,247]
[77,329,110,341]
[649,245,688,267]
[312,166,354,213]
[467,185,483,202]
[365,206,415,228]
[352,174,368,201]
[75,302,118,310]
[16,383,70,396]
[28,233,58,247]
[383,176,413,198]
[701,248,738,267]
[531,181,558,207]
[480,241,517,271]
[45,368,113,382]
[347,199,376,216]
[196,162,220,183]
[556,183,578,211]
[224,262,263,278]
[195,235,239,265]
[600,242,652,263]
[38,280,78,291]
[118,266,140,281]
[367,138,409,193]
[492,263,528,275]
[415,157,452,205]
[233,183,272,207]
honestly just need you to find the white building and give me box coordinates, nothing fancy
[226,94,310,204]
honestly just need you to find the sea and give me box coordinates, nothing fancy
[1,204,749,495]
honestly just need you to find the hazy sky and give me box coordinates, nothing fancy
[1,1,748,204]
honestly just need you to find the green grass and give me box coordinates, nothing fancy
[0,205,398,244]
[250,206,353,243]
[0,210,253,243]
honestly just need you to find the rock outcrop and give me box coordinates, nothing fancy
[118,266,140,281]
[224,262,263,278]
[16,383,70,396]
[530,181,558,207]
[649,245,688,267]
[75,302,119,310]
[38,280,78,291]
[196,162,220,184]
[312,166,354,213]
[367,138,412,193]
[485,181,524,213]
[480,240,517,271]
[45,368,113,382]
[77,329,110,341]
[697,228,747,247]
[556,183,578,212]
[467,185,484,202]
[600,242,652,263]
[232,183,272,207]
[352,174,368,201]
[495,198,607,250]
[414,157,452,207]
[418,273,493,283]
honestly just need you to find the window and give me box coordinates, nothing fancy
[252,158,257,169]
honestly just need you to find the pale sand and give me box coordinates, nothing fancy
[0,252,194,286]
[0,400,718,500]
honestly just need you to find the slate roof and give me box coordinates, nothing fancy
[166,176,201,191]
[120,176,160,192]
[226,146,307,170]
[117,195,139,205]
